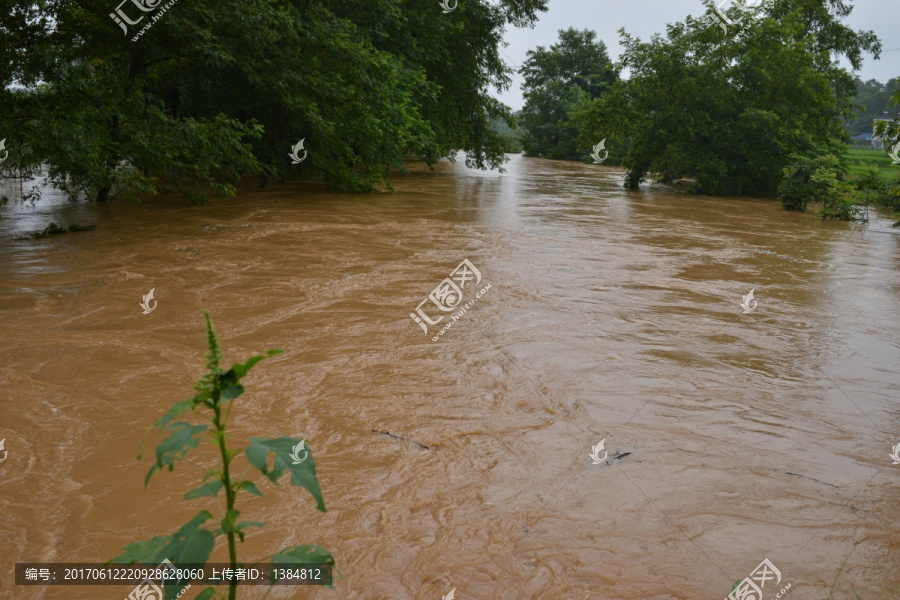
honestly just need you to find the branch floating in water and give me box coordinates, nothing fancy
[371,429,434,450]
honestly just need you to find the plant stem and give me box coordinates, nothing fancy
[213,400,238,600]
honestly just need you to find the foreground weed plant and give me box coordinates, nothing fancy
[111,311,333,600]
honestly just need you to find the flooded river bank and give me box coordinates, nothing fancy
[1,155,899,599]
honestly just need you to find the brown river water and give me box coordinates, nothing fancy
[1,155,899,600]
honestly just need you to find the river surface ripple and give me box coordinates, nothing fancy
[1,155,899,599]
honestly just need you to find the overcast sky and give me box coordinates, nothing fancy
[492,0,900,110]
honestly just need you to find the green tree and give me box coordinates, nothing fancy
[519,28,618,159]
[849,165,890,222]
[779,153,859,220]
[112,312,333,600]
[0,0,549,201]
[577,0,881,195]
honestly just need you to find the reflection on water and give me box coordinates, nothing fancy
[1,155,899,599]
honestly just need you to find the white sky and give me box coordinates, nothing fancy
[492,0,900,110]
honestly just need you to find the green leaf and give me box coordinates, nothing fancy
[111,511,214,568]
[221,508,242,541]
[193,588,217,600]
[145,422,208,488]
[246,437,325,511]
[154,399,194,430]
[110,535,172,564]
[235,480,264,497]
[185,480,224,500]
[229,349,283,380]
[236,521,265,530]
[271,544,334,566]
[159,511,216,564]
[202,468,222,482]
[164,581,192,600]
[220,383,244,401]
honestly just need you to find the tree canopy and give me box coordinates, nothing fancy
[0,0,548,202]
[575,0,881,195]
[518,28,618,160]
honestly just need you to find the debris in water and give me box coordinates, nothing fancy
[371,429,434,450]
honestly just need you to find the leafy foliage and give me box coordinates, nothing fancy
[0,0,549,200]
[577,0,881,197]
[112,312,332,600]
[779,153,859,220]
[519,28,618,160]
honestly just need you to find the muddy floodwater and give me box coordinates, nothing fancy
[1,155,900,600]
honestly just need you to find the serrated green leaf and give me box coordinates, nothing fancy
[202,468,222,482]
[145,422,208,488]
[160,511,215,563]
[111,511,214,573]
[246,437,325,511]
[235,480,264,497]
[185,480,224,500]
[110,535,172,564]
[154,399,194,430]
[229,348,283,380]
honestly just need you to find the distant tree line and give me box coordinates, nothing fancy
[846,78,900,137]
